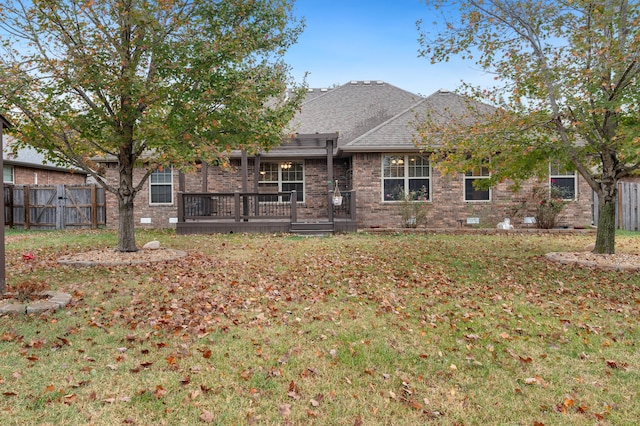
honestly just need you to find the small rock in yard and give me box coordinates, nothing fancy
[142,240,161,250]
[584,242,595,252]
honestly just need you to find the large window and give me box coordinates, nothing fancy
[550,162,577,200]
[464,166,491,201]
[259,161,304,202]
[149,167,173,204]
[382,155,431,201]
[3,165,14,183]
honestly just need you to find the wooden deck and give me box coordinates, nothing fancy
[176,190,357,235]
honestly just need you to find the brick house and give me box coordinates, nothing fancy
[96,81,593,232]
[3,135,88,185]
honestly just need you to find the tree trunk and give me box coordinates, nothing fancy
[117,194,138,252]
[594,184,617,254]
[117,147,138,252]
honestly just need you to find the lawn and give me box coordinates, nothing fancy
[1,229,638,425]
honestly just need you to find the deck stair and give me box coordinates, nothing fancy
[290,221,334,236]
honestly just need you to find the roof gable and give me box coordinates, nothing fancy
[288,81,423,146]
[343,90,497,152]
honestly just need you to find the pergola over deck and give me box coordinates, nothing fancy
[175,133,357,235]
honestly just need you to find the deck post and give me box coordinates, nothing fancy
[241,151,249,221]
[178,170,185,192]
[291,190,297,223]
[177,192,184,222]
[327,139,334,223]
[201,162,208,192]
[350,190,357,221]
[234,192,241,222]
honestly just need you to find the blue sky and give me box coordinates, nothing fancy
[284,0,494,96]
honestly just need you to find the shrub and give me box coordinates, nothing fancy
[397,187,429,228]
[535,185,567,229]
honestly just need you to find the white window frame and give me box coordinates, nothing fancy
[464,166,491,202]
[3,165,14,184]
[381,154,431,202]
[149,167,173,205]
[549,161,577,201]
[258,161,305,203]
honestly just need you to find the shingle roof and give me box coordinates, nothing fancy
[3,135,86,173]
[342,89,494,152]
[288,80,424,147]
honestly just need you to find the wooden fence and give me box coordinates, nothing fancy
[4,184,106,230]
[618,181,640,231]
[593,181,640,231]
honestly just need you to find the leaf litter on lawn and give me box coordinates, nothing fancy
[1,232,638,425]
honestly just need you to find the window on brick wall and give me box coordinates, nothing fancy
[464,166,491,201]
[149,167,173,205]
[550,161,577,200]
[3,165,14,183]
[258,161,304,202]
[382,154,431,201]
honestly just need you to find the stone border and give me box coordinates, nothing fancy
[545,252,640,272]
[365,227,597,236]
[57,248,187,267]
[0,291,72,315]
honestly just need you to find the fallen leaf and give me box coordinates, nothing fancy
[200,410,214,422]
[606,359,628,369]
[153,385,167,399]
[279,404,291,417]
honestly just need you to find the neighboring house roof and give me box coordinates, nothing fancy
[3,135,87,175]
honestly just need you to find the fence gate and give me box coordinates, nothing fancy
[4,184,106,230]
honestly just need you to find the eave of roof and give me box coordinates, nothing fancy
[4,159,89,174]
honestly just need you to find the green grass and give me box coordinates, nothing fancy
[0,229,638,425]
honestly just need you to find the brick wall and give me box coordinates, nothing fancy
[102,153,594,230]
[11,165,86,185]
[352,152,594,229]
[104,164,179,229]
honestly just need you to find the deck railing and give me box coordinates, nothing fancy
[178,190,356,224]
[178,191,298,222]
